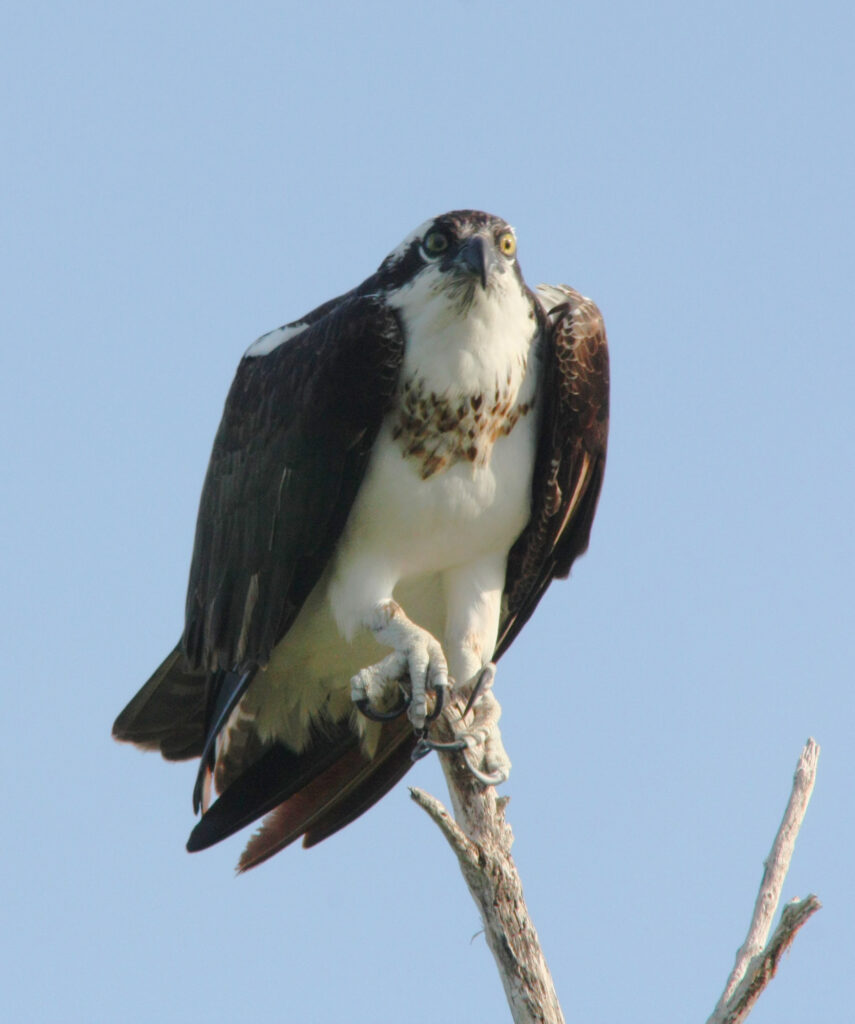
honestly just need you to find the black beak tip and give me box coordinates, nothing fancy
[456,236,491,288]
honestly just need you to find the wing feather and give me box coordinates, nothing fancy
[181,292,404,774]
[111,643,205,760]
[185,291,404,674]
[115,291,404,790]
[496,286,609,657]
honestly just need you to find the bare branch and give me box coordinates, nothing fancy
[707,738,821,1024]
[408,786,478,869]
[411,689,564,1024]
[414,692,820,1024]
[710,895,821,1024]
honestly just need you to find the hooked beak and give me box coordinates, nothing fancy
[453,235,495,289]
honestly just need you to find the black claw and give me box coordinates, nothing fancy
[410,731,468,763]
[411,725,469,763]
[354,692,410,722]
[411,737,433,762]
[462,754,506,786]
[426,737,468,752]
[425,683,447,723]
[463,664,494,717]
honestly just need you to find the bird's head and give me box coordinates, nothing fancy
[374,210,525,313]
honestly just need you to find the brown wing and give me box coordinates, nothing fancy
[496,286,609,657]
[184,291,405,678]
[113,290,413,854]
[114,292,405,771]
[111,644,206,761]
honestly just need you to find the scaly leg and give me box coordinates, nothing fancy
[420,559,512,785]
[350,599,449,729]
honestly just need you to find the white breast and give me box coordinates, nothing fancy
[252,268,542,747]
[328,267,541,638]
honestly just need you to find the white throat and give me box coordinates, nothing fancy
[387,264,537,399]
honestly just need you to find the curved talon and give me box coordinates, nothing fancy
[463,663,496,717]
[423,737,468,752]
[410,732,468,762]
[411,737,433,762]
[462,750,508,787]
[354,692,410,722]
[425,682,447,723]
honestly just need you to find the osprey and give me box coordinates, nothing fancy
[113,210,609,870]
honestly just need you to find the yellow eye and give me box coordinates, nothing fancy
[423,230,449,256]
[498,231,516,257]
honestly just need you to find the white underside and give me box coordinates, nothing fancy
[243,258,540,755]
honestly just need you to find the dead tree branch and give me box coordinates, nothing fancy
[412,694,821,1024]
[410,685,563,1024]
[706,738,821,1023]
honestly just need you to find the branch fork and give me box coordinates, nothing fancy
[412,699,820,1024]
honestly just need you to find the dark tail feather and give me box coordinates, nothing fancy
[112,644,206,761]
[302,728,415,848]
[237,721,415,871]
[185,723,358,853]
[236,747,368,870]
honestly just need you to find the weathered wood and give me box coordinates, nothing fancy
[411,685,564,1024]
[709,895,821,1024]
[414,706,820,1024]
[410,771,564,1024]
[706,738,821,1024]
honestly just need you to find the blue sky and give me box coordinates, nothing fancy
[2,2,853,1021]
